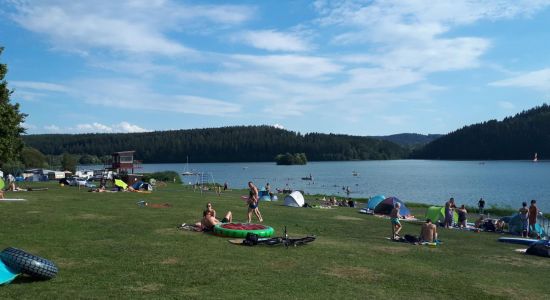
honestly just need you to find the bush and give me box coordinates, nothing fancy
[275,153,307,165]
[142,171,181,184]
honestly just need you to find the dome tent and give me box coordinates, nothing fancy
[374,197,411,216]
[364,195,386,210]
[425,206,458,224]
[259,190,272,201]
[284,191,305,207]
[508,214,546,237]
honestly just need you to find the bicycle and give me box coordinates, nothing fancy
[230,226,316,247]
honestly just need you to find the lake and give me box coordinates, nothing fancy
[81,160,550,211]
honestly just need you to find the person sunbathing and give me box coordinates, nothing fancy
[420,219,438,242]
[197,202,232,231]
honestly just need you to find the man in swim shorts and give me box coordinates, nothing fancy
[518,202,529,238]
[199,202,232,231]
[247,181,263,223]
[390,202,402,239]
[528,200,540,239]
[420,219,438,242]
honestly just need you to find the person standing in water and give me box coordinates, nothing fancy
[247,181,263,223]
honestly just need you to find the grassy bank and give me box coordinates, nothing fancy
[1,182,548,299]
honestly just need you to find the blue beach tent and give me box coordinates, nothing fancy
[374,197,411,216]
[0,260,17,285]
[508,214,546,237]
[259,190,272,201]
[365,195,386,210]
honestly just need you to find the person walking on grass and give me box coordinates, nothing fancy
[519,202,529,238]
[390,202,402,240]
[247,181,263,223]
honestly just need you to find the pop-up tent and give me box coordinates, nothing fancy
[508,214,546,237]
[374,197,411,216]
[284,191,305,207]
[364,195,386,210]
[114,179,128,190]
[425,206,458,224]
[0,260,17,285]
[259,190,271,201]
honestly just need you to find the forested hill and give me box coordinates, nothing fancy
[22,126,408,163]
[372,133,442,147]
[412,104,550,160]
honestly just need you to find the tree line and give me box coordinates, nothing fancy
[412,104,550,160]
[23,126,408,163]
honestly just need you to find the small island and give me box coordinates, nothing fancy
[275,153,307,165]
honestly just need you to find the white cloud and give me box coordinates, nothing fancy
[273,124,284,129]
[238,30,311,52]
[44,124,61,132]
[231,54,342,78]
[71,78,241,117]
[10,81,69,92]
[314,0,550,73]
[8,1,254,55]
[490,68,550,91]
[498,101,516,110]
[75,122,150,133]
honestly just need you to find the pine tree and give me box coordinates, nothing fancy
[0,47,27,168]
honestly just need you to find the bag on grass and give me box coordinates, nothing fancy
[404,234,419,244]
[245,233,259,245]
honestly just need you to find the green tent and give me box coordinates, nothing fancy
[114,179,128,190]
[425,206,458,224]
[0,178,4,190]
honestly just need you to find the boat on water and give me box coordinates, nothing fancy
[533,153,538,162]
[301,174,313,181]
[181,156,196,176]
[352,171,359,176]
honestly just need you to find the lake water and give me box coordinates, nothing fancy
[81,160,550,211]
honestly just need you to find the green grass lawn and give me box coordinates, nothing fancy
[1,182,548,299]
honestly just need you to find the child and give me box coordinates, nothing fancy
[390,203,402,240]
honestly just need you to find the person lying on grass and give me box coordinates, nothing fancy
[390,203,402,240]
[420,219,438,243]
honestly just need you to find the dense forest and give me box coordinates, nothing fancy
[412,104,550,160]
[23,126,408,163]
[372,133,442,148]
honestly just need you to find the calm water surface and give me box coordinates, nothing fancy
[83,160,550,211]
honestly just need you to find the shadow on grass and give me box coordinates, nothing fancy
[10,275,49,285]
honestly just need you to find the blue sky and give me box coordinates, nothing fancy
[1,0,550,136]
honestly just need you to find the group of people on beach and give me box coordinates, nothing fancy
[390,202,438,243]
[191,181,264,231]
[444,197,469,229]
[518,199,541,239]
[390,196,543,242]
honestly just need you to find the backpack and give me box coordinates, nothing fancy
[244,233,259,246]
[404,234,419,244]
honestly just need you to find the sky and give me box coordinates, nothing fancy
[1,0,550,136]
